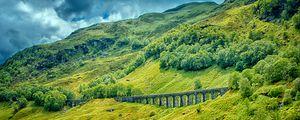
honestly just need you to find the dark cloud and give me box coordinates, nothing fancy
[55,0,99,21]
[0,0,223,64]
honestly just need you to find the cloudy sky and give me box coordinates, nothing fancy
[0,0,223,64]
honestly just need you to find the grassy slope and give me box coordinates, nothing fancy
[119,61,233,94]
[45,53,137,94]
[1,0,300,120]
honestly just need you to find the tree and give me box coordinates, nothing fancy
[236,40,275,71]
[0,70,12,85]
[251,74,265,88]
[267,86,285,98]
[194,80,202,90]
[248,31,264,41]
[293,13,300,30]
[216,48,237,68]
[264,56,297,82]
[239,78,252,98]
[0,89,18,102]
[33,91,45,106]
[294,78,300,91]
[16,97,28,109]
[229,72,241,90]
[43,90,67,111]
[180,51,213,71]
[57,88,74,99]
[131,40,144,50]
[116,39,129,47]
[283,89,293,105]
[280,44,300,64]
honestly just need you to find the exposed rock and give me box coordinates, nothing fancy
[106,108,115,112]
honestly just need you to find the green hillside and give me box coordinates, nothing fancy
[1,0,300,119]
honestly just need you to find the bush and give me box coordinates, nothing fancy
[33,91,45,106]
[16,85,34,101]
[116,39,129,47]
[145,42,166,59]
[149,111,156,117]
[239,78,252,98]
[254,0,300,20]
[229,72,241,90]
[296,91,300,101]
[249,31,264,40]
[0,89,19,102]
[293,14,300,30]
[251,74,265,88]
[81,83,139,100]
[131,40,144,50]
[124,55,145,75]
[235,41,275,71]
[0,70,12,85]
[280,44,300,63]
[216,48,237,68]
[242,69,255,81]
[283,89,293,105]
[254,55,297,83]
[194,80,202,90]
[16,97,27,109]
[57,88,74,99]
[293,78,300,91]
[180,51,213,71]
[43,90,67,111]
[267,86,285,98]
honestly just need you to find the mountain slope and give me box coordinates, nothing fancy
[1,0,300,119]
[0,2,218,90]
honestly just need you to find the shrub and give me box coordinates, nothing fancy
[16,86,34,101]
[235,41,275,71]
[43,90,67,111]
[267,86,285,98]
[266,58,296,82]
[131,40,144,50]
[0,70,12,85]
[254,55,297,83]
[239,78,253,98]
[0,89,18,102]
[229,72,241,90]
[283,89,293,105]
[251,74,265,88]
[296,91,300,101]
[16,97,28,109]
[293,14,300,30]
[280,45,300,63]
[81,83,139,99]
[116,39,129,47]
[57,88,75,99]
[180,51,213,71]
[33,91,45,106]
[293,78,300,91]
[194,80,202,90]
[124,55,145,75]
[249,31,264,40]
[216,48,237,68]
[145,42,166,59]
[242,69,255,81]
[254,0,300,20]
[149,111,156,117]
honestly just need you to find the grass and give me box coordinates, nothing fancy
[45,53,137,96]
[1,0,300,119]
[0,102,14,120]
[5,91,299,120]
[119,61,233,94]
